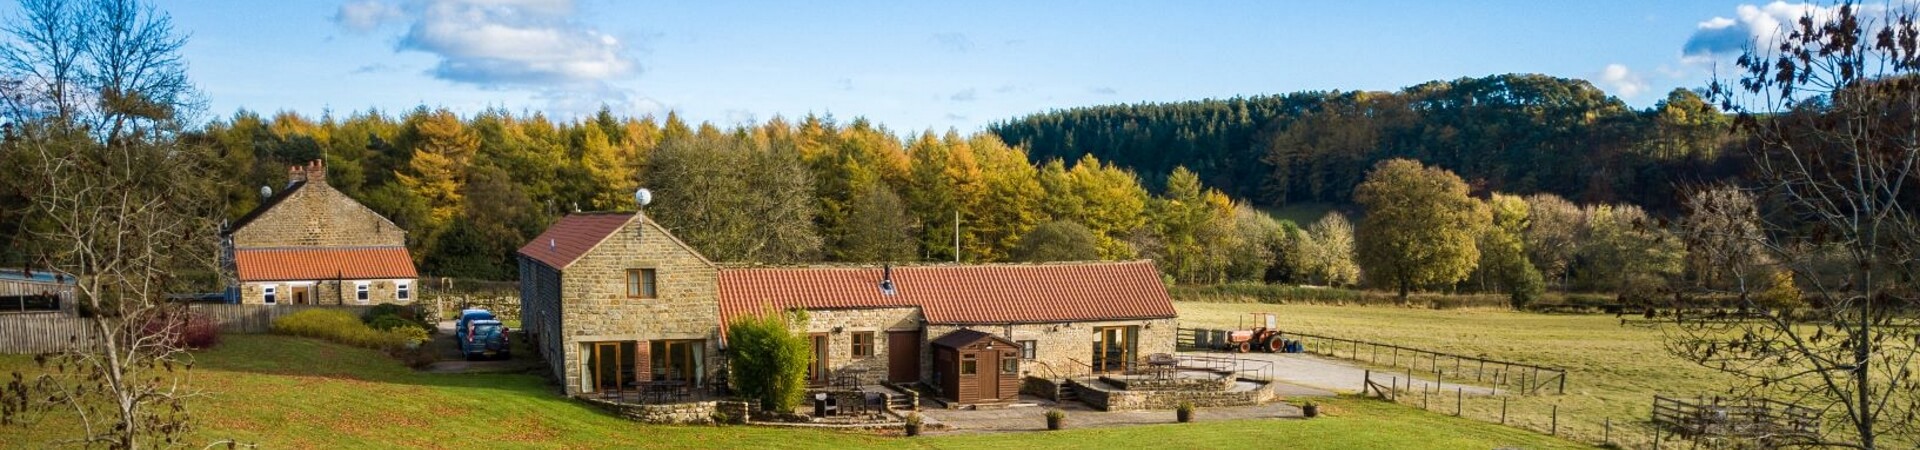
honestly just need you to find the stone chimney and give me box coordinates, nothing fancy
[287,164,306,187]
[304,160,327,185]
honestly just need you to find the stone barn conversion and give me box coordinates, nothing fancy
[517,210,1177,407]
[221,160,418,305]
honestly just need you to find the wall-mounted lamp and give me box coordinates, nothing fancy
[832,326,844,334]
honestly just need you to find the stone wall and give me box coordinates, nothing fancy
[558,215,720,395]
[237,279,411,305]
[229,174,405,249]
[1069,378,1275,411]
[801,307,921,386]
[926,317,1177,380]
[579,397,737,425]
[1020,376,1062,401]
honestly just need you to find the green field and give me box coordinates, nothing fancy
[0,334,1585,449]
[1258,202,1338,226]
[1173,301,1911,448]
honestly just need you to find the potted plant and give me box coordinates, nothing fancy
[1301,401,1319,418]
[904,412,924,437]
[1045,409,1067,430]
[1176,401,1196,423]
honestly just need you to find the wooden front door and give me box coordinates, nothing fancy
[887,330,920,383]
[977,351,1000,399]
[292,286,310,305]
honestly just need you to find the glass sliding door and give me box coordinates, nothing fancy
[649,340,704,384]
[588,341,638,394]
[1091,326,1137,373]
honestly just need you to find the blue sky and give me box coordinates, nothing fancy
[127,0,1807,131]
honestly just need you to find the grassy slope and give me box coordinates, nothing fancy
[1176,301,1738,446]
[0,335,1585,449]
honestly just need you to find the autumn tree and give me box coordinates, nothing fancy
[1223,205,1280,282]
[1475,193,1545,307]
[1521,193,1583,289]
[1680,185,1768,295]
[1040,155,1150,259]
[645,132,820,263]
[1150,167,1239,284]
[833,186,918,262]
[1011,220,1101,262]
[1573,204,1683,299]
[395,109,477,228]
[1354,159,1489,300]
[1296,212,1359,287]
[1675,3,1920,447]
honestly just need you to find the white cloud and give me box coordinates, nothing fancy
[929,32,973,53]
[950,88,977,102]
[334,0,405,32]
[1595,64,1649,99]
[1682,1,1893,59]
[334,0,644,116]
[398,0,637,86]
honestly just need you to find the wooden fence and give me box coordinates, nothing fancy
[0,313,97,354]
[185,304,378,333]
[1180,326,1568,395]
[1652,395,1819,441]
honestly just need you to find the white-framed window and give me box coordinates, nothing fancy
[355,282,370,304]
[263,285,277,305]
[396,281,411,301]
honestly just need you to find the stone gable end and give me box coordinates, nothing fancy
[556,216,720,393]
[231,183,405,248]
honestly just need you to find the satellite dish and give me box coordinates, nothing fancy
[259,185,273,199]
[635,188,653,207]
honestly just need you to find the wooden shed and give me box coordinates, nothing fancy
[931,329,1021,404]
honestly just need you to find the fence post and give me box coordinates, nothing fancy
[1500,397,1507,424]
[1550,404,1558,436]
[1390,377,1398,401]
[1557,371,1566,395]
[1603,418,1611,446]
[1423,388,1430,410]
[1363,370,1370,396]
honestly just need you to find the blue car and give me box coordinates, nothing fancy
[454,309,495,342]
[460,319,510,360]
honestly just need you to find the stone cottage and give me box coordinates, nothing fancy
[518,210,1177,404]
[221,160,418,305]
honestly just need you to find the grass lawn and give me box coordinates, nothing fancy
[1174,301,1905,448]
[1259,202,1338,226]
[0,334,1587,449]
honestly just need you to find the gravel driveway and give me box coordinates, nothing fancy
[1178,351,1496,396]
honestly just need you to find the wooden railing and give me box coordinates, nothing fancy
[1652,395,1819,441]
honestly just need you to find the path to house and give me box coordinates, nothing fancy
[1179,351,1496,396]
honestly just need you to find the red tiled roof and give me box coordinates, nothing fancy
[517,213,635,270]
[718,261,1176,326]
[234,247,417,282]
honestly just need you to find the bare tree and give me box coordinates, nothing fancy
[0,0,225,448]
[1673,2,1920,448]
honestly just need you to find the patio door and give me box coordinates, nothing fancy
[1092,326,1136,373]
[587,341,637,393]
[649,340,703,384]
[808,334,829,385]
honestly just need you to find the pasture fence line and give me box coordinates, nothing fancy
[1361,370,1676,449]
[1178,326,1567,395]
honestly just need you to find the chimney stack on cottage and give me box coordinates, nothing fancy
[286,160,327,186]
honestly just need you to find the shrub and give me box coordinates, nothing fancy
[140,309,221,350]
[363,304,430,333]
[726,307,811,413]
[365,313,414,331]
[272,309,426,351]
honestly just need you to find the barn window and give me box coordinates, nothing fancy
[1018,340,1036,360]
[263,285,277,304]
[627,269,657,299]
[960,354,977,375]
[355,282,370,303]
[396,282,410,301]
[851,332,874,358]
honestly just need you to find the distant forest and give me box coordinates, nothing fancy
[1,73,1747,284]
[991,73,1743,213]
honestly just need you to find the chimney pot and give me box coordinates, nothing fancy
[304,160,327,185]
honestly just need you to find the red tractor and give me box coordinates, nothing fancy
[1224,312,1287,353]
